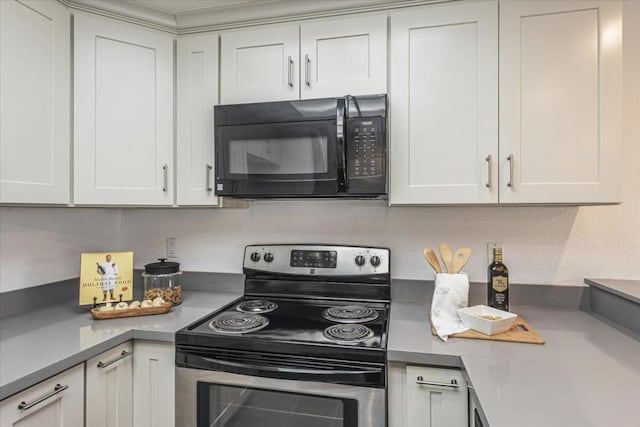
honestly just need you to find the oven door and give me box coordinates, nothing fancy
[176,366,385,427]
[215,120,342,197]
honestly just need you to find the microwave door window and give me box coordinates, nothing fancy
[228,136,329,175]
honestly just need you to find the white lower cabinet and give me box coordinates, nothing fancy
[86,341,133,427]
[0,364,84,427]
[133,340,175,427]
[389,362,468,427]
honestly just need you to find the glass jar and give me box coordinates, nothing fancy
[142,258,182,305]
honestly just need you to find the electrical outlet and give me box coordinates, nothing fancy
[167,237,178,258]
[486,243,504,265]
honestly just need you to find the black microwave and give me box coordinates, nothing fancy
[214,94,387,198]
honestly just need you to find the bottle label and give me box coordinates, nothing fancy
[492,276,508,292]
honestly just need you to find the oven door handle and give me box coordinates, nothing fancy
[199,355,380,376]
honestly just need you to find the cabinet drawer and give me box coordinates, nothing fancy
[406,365,468,427]
[0,363,84,427]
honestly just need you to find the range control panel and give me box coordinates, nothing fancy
[290,250,337,268]
[244,244,390,276]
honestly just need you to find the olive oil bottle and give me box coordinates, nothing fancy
[488,247,509,311]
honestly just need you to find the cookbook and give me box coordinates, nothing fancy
[79,251,133,305]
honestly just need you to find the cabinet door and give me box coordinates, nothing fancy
[74,13,174,205]
[389,1,498,205]
[0,364,84,427]
[177,34,220,206]
[86,342,133,427]
[133,340,175,427]
[405,365,468,427]
[0,0,70,204]
[300,14,387,99]
[499,0,622,204]
[220,25,299,103]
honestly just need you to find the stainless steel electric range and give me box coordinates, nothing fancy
[175,244,390,427]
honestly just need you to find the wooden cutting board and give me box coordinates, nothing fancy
[431,316,545,344]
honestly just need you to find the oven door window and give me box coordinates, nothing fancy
[216,121,340,196]
[197,383,357,427]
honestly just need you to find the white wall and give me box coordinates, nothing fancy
[0,208,122,292]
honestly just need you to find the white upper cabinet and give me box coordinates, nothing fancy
[220,25,299,103]
[177,34,220,206]
[74,13,174,205]
[0,0,70,204]
[389,1,499,205]
[499,0,622,204]
[221,15,387,103]
[300,14,387,99]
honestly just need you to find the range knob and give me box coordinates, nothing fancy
[250,252,261,262]
[355,255,366,266]
[370,255,381,267]
[264,253,274,263]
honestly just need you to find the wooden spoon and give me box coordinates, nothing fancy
[452,248,472,273]
[423,248,442,274]
[438,243,454,273]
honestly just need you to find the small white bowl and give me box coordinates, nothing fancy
[457,305,517,336]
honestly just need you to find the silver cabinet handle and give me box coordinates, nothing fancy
[18,384,68,411]
[416,376,460,388]
[485,155,492,189]
[305,54,310,86]
[162,164,168,192]
[287,56,293,87]
[206,163,213,192]
[97,350,132,369]
[507,154,514,188]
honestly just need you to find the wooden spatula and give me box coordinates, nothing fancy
[423,248,442,274]
[452,248,472,273]
[438,243,454,273]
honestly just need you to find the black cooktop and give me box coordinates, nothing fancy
[176,297,389,364]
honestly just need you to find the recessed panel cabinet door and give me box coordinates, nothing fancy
[86,342,133,427]
[177,34,220,206]
[133,341,174,427]
[389,1,498,205]
[300,14,387,99]
[74,13,174,205]
[0,0,70,204]
[220,25,299,103]
[499,0,622,204]
[0,364,84,427]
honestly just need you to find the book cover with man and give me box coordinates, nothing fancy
[79,251,133,305]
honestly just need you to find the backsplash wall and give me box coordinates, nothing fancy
[0,208,122,292]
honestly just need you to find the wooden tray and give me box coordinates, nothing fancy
[91,303,173,320]
[431,316,545,344]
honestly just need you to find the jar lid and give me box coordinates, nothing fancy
[144,258,180,275]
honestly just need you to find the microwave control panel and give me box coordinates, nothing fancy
[346,117,386,194]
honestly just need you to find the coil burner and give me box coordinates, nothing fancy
[323,324,374,344]
[236,299,278,314]
[322,305,379,323]
[209,312,269,334]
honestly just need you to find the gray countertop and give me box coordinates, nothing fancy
[388,300,640,427]
[585,278,640,304]
[3,286,640,427]
[0,290,241,400]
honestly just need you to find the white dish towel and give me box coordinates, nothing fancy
[430,273,470,341]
